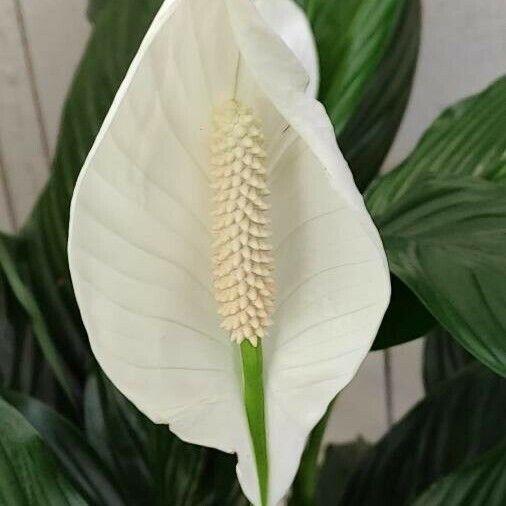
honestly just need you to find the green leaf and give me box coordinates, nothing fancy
[84,372,151,503]
[0,270,15,385]
[338,0,421,191]
[3,390,125,506]
[0,397,87,505]
[367,76,506,216]
[84,369,246,506]
[372,273,435,350]
[412,439,506,506]
[0,235,78,403]
[316,438,371,505]
[368,78,506,372]
[299,0,407,135]
[423,327,474,394]
[376,177,506,375]
[339,363,506,505]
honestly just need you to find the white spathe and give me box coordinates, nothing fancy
[67,1,390,505]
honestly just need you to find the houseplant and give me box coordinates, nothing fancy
[0,0,504,504]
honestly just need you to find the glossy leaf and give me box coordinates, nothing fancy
[368,78,506,371]
[367,76,506,216]
[372,273,435,350]
[376,177,506,375]
[299,0,406,135]
[84,369,247,506]
[423,327,474,394]
[0,397,86,505]
[0,269,15,385]
[340,363,506,505]
[3,390,125,506]
[0,235,78,403]
[413,439,506,506]
[338,0,421,191]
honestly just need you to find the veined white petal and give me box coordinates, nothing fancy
[255,0,319,97]
[68,1,390,506]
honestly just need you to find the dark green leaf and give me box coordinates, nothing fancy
[0,269,15,385]
[84,369,246,506]
[0,235,78,403]
[372,273,435,349]
[412,439,506,506]
[340,364,506,505]
[367,76,506,216]
[316,438,370,505]
[84,371,151,504]
[338,0,421,191]
[0,233,69,409]
[376,177,506,375]
[423,327,474,394]
[0,397,87,505]
[299,0,407,135]
[368,78,506,372]
[3,390,124,506]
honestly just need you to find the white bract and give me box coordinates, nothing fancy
[68,0,390,504]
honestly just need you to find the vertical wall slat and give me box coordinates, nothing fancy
[12,0,51,166]
[0,0,50,230]
[17,0,90,156]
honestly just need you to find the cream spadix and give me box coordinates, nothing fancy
[68,1,391,505]
[211,100,274,345]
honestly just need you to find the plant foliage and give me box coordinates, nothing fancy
[0,0,504,504]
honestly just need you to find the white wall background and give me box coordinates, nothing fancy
[0,0,505,445]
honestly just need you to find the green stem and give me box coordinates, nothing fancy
[288,400,335,506]
[241,340,268,506]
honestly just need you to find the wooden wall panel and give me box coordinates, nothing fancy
[18,0,90,153]
[0,0,50,230]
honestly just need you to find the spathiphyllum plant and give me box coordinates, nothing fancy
[67,0,390,504]
[0,0,505,505]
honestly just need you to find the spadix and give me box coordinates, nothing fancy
[68,1,391,505]
[211,100,274,345]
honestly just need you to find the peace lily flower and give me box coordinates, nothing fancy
[68,0,390,504]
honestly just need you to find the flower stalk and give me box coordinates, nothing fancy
[241,340,269,506]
